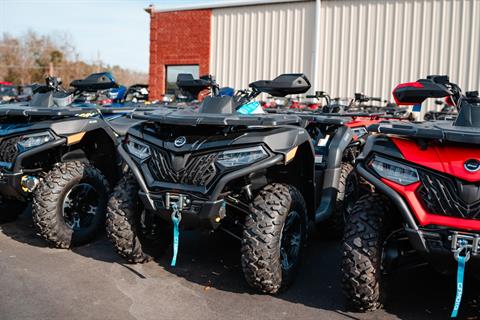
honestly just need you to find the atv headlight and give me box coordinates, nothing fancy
[217,146,268,167]
[125,136,151,160]
[17,132,54,151]
[370,156,419,185]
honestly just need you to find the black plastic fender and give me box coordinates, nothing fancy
[356,162,418,230]
[315,126,354,223]
[117,144,156,210]
[13,138,66,172]
[61,149,89,163]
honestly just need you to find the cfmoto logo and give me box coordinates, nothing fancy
[464,159,480,172]
[174,136,187,148]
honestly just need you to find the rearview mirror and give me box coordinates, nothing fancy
[392,77,451,105]
[249,74,311,97]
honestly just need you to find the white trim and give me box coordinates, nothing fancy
[148,0,311,13]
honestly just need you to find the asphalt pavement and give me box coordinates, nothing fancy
[0,209,479,320]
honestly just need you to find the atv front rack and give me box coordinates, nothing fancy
[132,108,303,126]
[295,114,351,125]
[370,120,480,144]
[0,105,100,118]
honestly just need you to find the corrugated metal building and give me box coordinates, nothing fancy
[147,0,480,107]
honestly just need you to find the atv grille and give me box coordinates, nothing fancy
[148,148,218,187]
[417,171,480,220]
[0,136,21,164]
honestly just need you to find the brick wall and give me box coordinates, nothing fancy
[148,9,211,100]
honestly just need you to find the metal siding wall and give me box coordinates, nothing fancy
[211,0,480,109]
[317,0,480,108]
[211,2,315,90]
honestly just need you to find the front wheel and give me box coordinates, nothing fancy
[106,173,171,263]
[342,193,394,311]
[32,161,110,248]
[241,183,307,294]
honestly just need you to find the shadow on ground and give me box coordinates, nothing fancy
[2,210,479,319]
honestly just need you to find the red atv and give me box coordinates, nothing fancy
[342,75,480,317]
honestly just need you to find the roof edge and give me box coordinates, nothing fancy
[146,0,311,13]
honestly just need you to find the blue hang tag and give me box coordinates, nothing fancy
[171,215,180,267]
[412,104,422,112]
[451,255,466,318]
[237,101,264,114]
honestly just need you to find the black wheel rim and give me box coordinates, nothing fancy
[62,183,99,230]
[280,210,303,271]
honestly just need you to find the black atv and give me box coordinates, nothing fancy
[268,91,405,238]
[106,73,324,293]
[0,75,151,248]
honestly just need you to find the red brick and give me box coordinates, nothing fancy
[148,9,211,99]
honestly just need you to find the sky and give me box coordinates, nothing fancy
[0,0,247,73]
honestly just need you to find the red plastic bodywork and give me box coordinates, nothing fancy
[382,137,480,231]
[346,117,382,128]
[391,137,480,182]
[392,81,425,105]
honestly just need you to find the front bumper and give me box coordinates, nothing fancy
[0,171,24,199]
[0,138,66,200]
[139,190,225,229]
[406,227,480,273]
[118,144,283,230]
[357,162,480,270]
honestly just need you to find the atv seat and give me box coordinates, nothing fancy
[109,117,144,136]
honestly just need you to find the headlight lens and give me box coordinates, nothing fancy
[17,132,54,151]
[125,136,151,160]
[217,146,268,167]
[370,156,419,185]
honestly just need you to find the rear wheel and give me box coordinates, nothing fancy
[32,161,109,248]
[0,197,27,223]
[106,173,171,263]
[241,183,307,294]
[342,193,394,311]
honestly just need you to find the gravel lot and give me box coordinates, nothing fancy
[0,209,478,320]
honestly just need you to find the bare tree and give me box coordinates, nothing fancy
[0,31,147,87]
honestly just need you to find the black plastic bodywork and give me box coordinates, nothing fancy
[249,74,311,97]
[369,119,480,144]
[269,111,362,223]
[70,72,119,92]
[0,104,146,201]
[121,105,364,229]
[120,107,317,229]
